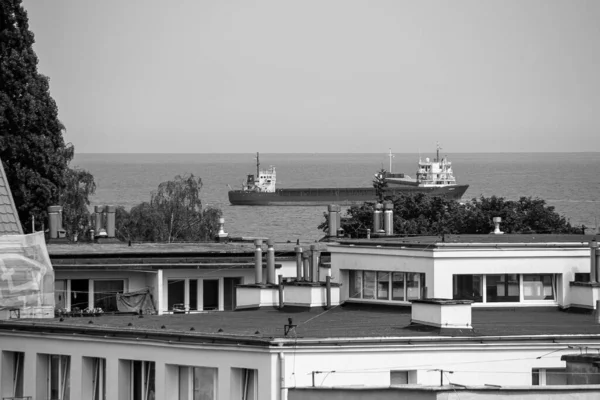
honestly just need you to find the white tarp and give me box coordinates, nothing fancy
[0,232,55,311]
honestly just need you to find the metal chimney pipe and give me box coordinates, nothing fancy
[326,275,332,309]
[373,203,383,233]
[383,201,394,236]
[105,205,116,238]
[295,246,303,280]
[266,239,275,284]
[254,239,263,284]
[302,251,311,282]
[328,204,339,237]
[94,205,105,234]
[310,244,320,283]
[47,206,61,239]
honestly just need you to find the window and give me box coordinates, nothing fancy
[189,280,198,311]
[392,273,405,301]
[363,271,376,299]
[532,368,567,385]
[47,354,70,400]
[168,280,186,312]
[94,280,124,311]
[131,361,155,400]
[406,273,423,300]
[83,357,106,400]
[377,272,390,300]
[390,370,416,385]
[523,274,554,300]
[1,351,24,398]
[231,368,257,400]
[486,274,519,302]
[349,270,362,298]
[453,275,483,302]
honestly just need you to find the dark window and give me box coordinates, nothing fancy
[94,280,124,312]
[486,274,519,302]
[71,279,90,311]
[203,280,219,310]
[392,273,405,301]
[453,275,483,302]
[168,280,185,311]
[349,270,362,299]
[189,280,198,310]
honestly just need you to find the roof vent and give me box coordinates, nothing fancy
[411,299,473,329]
[492,216,504,235]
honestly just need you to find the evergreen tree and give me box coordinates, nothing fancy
[0,0,74,231]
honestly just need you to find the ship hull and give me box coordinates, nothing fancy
[228,185,469,206]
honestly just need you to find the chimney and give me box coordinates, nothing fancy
[254,239,263,284]
[310,244,320,283]
[266,239,275,284]
[48,206,61,239]
[105,205,116,238]
[591,240,599,283]
[383,201,394,236]
[94,206,106,236]
[492,217,504,235]
[295,246,303,280]
[328,204,339,237]
[373,203,383,233]
[302,251,310,281]
[411,299,473,329]
[217,217,229,242]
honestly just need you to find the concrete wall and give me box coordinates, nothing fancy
[0,331,277,400]
[329,244,590,307]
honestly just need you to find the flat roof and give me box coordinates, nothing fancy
[334,234,597,249]
[47,240,327,257]
[3,304,600,345]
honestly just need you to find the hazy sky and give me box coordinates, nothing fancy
[23,0,600,153]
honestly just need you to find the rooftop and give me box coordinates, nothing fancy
[0,159,23,236]
[3,304,600,346]
[335,234,597,249]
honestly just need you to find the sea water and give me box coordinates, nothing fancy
[72,152,600,243]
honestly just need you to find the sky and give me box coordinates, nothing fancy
[22,0,600,153]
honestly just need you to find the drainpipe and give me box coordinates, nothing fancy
[279,347,287,400]
[267,239,276,284]
[302,251,310,282]
[591,240,599,283]
[254,239,263,284]
[278,275,284,309]
[326,276,331,309]
[310,244,320,283]
[295,246,303,280]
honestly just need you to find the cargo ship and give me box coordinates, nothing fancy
[228,148,469,206]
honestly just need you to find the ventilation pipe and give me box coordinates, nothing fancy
[94,206,105,235]
[326,276,332,309]
[105,205,116,238]
[310,244,320,283]
[373,203,383,233]
[492,217,504,235]
[254,239,263,284]
[383,201,394,236]
[266,239,276,284]
[591,240,599,283]
[328,204,339,237]
[47,206,62,239]
[302,251,311,282]
[295,246,303,280]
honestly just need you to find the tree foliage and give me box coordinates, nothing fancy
[319,194,582,238]
[58,167,96,240]
[0,0,76,231]
[115,174,222,242]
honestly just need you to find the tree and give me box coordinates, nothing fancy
[372,168,388,203]
[319,194,581,238]
[58,167,96,240]
[0,0,74,231]
[115,174,222,242]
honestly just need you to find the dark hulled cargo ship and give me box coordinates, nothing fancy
[228,149,469,206]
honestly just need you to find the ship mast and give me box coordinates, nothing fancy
[256,152,260,177]
[436,142,441,162]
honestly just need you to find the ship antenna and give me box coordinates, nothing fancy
[256,152,260,177]
[436,142,441,162]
